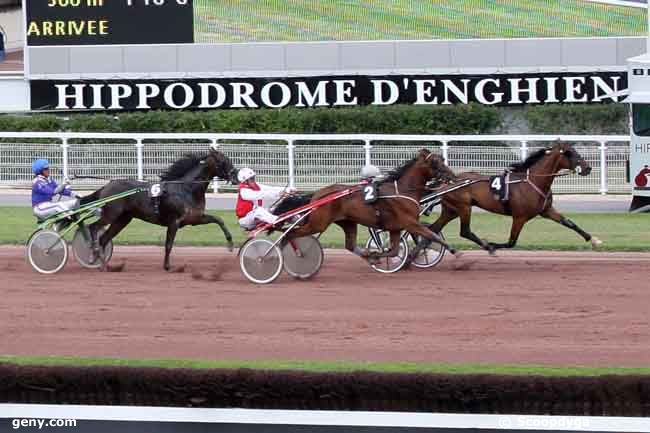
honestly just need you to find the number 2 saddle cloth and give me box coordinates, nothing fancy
[489,172,510,203]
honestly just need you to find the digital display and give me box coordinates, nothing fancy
[25,0,194,46]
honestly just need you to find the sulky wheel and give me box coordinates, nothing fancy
[71,227,113,269]
[26,229,68,274]
[409,232,446,269]
[282,236,324,280]
[239,238,284,284]
[365,230,409,274]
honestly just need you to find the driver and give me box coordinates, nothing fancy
[236,167,294,229]
[31,158,78,218]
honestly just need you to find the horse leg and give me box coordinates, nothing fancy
[164,221,179,271]
[428,204,458,233]
[405,221,460,262]
[541,206,602,248]
[334,221,367,258]
[93,215,131,270]
[183,214,234,252]
[488,216,527,250]
[457,207,496,255]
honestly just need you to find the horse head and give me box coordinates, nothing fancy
[417,149,456,183]
[206,147,238,184]
[550,141,592,176]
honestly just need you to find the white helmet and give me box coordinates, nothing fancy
[361,164,382,179]
[237,167,256,183]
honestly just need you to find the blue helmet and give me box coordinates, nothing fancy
[32,159,50,175]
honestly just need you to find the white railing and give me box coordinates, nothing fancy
[0,132,630,194]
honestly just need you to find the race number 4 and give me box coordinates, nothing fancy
[491,177,502,191]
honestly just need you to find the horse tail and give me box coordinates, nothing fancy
[272,193,313,216]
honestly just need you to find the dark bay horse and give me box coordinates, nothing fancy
[428,141,602,253]
[81,148,238,270]
[274,149,459,263]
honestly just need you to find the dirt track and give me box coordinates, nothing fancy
[1,245,649,367]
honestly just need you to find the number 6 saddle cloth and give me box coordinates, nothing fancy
[489,172,511,203]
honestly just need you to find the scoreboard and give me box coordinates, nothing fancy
[25,0,194,46]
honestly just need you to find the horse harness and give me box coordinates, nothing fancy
[361,180,421,227]
[491,169,570,212]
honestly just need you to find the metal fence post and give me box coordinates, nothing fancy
[287,140,295,188]
[520,140,528,160]
[61,137,69,180]
[599,140,608,195]
[364,140,372,166]
[135,139,144,181]
[441,140,449,165]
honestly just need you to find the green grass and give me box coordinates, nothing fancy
[1,355,649,376]
[3,206,650,252]
[193,0,646,42]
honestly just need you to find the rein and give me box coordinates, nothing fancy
[68,174,226,185]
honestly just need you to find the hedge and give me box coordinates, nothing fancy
[0,105,502,135]
[524,104,629,135]
[0,104,629,135]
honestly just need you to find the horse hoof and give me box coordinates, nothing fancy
[227,242,234,253]
[591,237,603,248]
[453,251,464,259]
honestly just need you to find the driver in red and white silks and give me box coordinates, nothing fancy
[236,167,295,229]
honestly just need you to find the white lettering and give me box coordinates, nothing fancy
[592,76,621,102]
[564,77,587,103]
[198,83,226,108]
[163,83,193,109]
[474,79,503,105]
[55,84,86,109]
[543,77,559,103]
[333,80,357,106]
[508,78,540,104]
[413,80,438,105]
[441,79,470,105]
[108,84,132,109]
[371,79,399,105]
[260,82,291,108]
[230,83,258,108]
[136,83,160,109]
[295,81,329,107]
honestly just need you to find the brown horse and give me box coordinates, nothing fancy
[276,149,460,263]
[428,141,602,253]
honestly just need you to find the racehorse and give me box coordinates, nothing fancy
[81,147,238,270]
[273,149,460,263]
[428,141,601,253]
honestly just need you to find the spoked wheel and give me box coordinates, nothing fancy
[26,229,68,274]
[365,230,409,274]
[282,236,324,280]
[72,227,113,269]
[409,232,446,269]
[240,238,284,284]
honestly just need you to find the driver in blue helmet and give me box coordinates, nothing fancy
[31,159,78,218]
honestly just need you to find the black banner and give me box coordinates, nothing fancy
[25,0,194,46]
[30,71,627,111]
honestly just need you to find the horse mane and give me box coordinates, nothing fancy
[160,152,209,181]
[509,148,548,172]
[382,157,418,183]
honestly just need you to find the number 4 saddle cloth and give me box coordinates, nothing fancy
[489,172,510,203]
